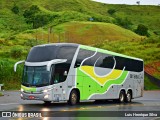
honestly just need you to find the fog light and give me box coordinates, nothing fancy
[21,94,23,98]
[44,94,49,99]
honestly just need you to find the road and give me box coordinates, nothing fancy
[0,91,160,120]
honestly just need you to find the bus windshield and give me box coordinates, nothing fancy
[22,66,51,87]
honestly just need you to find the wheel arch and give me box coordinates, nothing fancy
[68,88,80,101]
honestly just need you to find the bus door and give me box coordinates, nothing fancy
[51,63,69,101]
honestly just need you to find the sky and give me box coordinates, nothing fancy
[92,0,160,5]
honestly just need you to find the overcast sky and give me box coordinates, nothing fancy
[93,0,160,5]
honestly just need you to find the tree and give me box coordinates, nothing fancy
[135,24,149,36]
[115,17,133,29]
[108,9,116,15]
[23,5,40,28]
[23,5,52,29]
[136,1,140,5]
[11,4,19,14]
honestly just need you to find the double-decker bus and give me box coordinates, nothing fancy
[14,43,144,105]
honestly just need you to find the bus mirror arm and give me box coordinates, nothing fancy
[14,60,25,72]
[47,59,67,71]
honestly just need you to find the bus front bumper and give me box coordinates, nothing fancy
[21,91,52,101]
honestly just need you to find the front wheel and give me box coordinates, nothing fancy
[68,90,79,105]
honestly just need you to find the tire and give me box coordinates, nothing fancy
[68,90,79,105]
[119,91,126,103]
[44,101,51,105]
[125,91,132,103]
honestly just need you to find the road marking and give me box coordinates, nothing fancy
[0,103,19,106]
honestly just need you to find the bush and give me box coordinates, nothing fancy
[10,47,23,58]
[0,60,22,90]
[108,9,116,15]
[115,17,133,29]
[24,39,37,47]
[11,4,19,14]
[135,24,149,36]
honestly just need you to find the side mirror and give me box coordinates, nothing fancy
[47,59,67,71]
[14,60,25,72]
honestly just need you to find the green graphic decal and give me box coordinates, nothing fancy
[76,68,128,100]
[21,85,37,92]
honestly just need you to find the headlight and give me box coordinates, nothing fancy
[44,94,49,99]
[21,88,24,92]
[43,89,48,93]
[43,88,53,93]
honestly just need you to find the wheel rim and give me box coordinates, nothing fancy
[127,93,131,102]
[120,93,124,102]
[71,93,77,104]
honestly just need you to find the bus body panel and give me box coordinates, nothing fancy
[19,43,144,102]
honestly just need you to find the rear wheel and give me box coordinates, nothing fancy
[68,90,79,105]
[125,91,132,103]
[119,91,125,103]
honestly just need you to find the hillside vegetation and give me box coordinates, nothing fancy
[0,0,160,90]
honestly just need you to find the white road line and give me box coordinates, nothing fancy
[0,103,19,106]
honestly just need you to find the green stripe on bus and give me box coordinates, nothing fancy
[21,85,37,92]
[76,68,128,100]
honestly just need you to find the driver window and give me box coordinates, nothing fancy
[51,63,70,84]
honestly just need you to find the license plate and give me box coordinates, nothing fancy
[29,96,35,99]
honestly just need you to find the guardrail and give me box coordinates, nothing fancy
[0,84,4,91]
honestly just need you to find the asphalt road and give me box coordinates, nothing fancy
[0,91,160,120]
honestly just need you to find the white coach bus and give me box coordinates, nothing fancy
[14,43,144,105]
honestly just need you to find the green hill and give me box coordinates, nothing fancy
[0,0,160,90]
[32,21,142,44]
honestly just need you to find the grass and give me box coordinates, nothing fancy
[144,76,160,90]
[0,92,3,96]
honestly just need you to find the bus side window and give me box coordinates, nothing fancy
[51,63,70,84]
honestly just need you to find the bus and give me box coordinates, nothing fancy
[14,43,144,105]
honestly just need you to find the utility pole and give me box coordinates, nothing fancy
[48,26,52,43]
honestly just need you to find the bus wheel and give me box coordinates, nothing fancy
[125,91,132,103]
[119,91,125,103]
[68,90,78,105]
[44,101,51,105]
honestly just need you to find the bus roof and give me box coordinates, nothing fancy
[34,43,143,61]
[34,43,79,48]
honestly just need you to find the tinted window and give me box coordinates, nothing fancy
[51,63,70,84]
[27,46,77,62]
[56,46,77,64]
[75,49,95,67]
[100,56,115,68]
[26,46,58,62]
[75,49,143,72]
[115,56,143,72]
